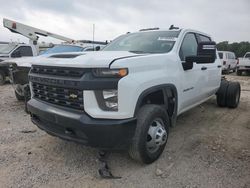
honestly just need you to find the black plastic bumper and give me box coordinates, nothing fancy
[27,99,136,150]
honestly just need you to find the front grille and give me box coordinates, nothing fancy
[32,82,83,110]
[31,65,87,78]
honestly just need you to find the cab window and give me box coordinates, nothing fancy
[218,52,223,59]
[198,34,211,42]
[179,33,198,61]
[12,46,33,57]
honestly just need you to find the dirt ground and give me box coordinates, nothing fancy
[0,75,249,188]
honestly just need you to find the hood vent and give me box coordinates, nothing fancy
[49,54,83,58]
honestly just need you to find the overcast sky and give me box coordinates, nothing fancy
[0,0,249,44]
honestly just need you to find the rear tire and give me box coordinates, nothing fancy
[0,70,6,85]
[226,82,241,108]
[236,69,242,76]
[225,66,230,74]
[216,80,229,107]
[129,104,169,164]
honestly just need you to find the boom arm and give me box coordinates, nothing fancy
[3,18,75,43]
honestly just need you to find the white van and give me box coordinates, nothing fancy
[218,51,237,74]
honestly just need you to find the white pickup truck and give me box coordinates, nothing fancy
[237,52,250,75]
[0,42,38,85]
[27,28,241,164]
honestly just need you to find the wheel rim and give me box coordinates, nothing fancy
[146,118,167,153]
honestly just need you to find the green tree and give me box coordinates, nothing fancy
[217,41,250,57]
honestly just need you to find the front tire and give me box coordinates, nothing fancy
[0,70,6,85]
[129,104,169,164]
[15,90,25,101]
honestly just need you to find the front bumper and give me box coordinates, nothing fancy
[27,99,136,150]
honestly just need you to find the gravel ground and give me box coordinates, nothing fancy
[0,75,249,188]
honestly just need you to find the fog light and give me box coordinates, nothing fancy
[95,90,118,111]
[103,90,118,111]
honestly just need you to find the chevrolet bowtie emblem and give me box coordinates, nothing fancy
[69,94,78,99]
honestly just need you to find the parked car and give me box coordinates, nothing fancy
[218,51,237,74]
[27,27,240,164]
[237,52,250,76]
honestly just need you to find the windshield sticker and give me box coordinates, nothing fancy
[157,37,177,41]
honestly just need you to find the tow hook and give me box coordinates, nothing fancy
[98,150,121,179]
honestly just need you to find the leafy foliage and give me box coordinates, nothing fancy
[217,41,250,58]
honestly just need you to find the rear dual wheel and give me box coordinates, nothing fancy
[226,82,241,108]
[216,80,240,108]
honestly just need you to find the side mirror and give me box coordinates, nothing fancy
[182,61,193,71]
[186,41,217,64]
[95,46,101,51]
[11,50,21,58]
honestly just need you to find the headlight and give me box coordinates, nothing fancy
[95,89,118,111]
[92,68,128,78]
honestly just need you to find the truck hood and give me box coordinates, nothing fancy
[1,52,85,67]
[31,51,144,68]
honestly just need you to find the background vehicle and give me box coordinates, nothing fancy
[237,52,250,76]
[0,42,38,85]
[8,41,107,101]
[218,51,237,74]
[0,18,76,85]
[27,28,241,164]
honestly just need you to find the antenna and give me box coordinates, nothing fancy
[93,24,95,50]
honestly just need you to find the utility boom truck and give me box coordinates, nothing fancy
[0,18,76,85]
[27,28,241,164]
[2,18,107,103]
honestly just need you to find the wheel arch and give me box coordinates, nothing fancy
[134,84,178,127]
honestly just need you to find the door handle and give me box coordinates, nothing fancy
[217,65,222,68]
[201,66,207,70]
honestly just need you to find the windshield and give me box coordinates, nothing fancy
[0,44,17,54]
[41,45,84,55]
[103,31,180,54]
[218,52,223,59]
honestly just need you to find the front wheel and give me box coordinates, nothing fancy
[129,104,169,164]
[15,90,25,101]
[0,70,6,85]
